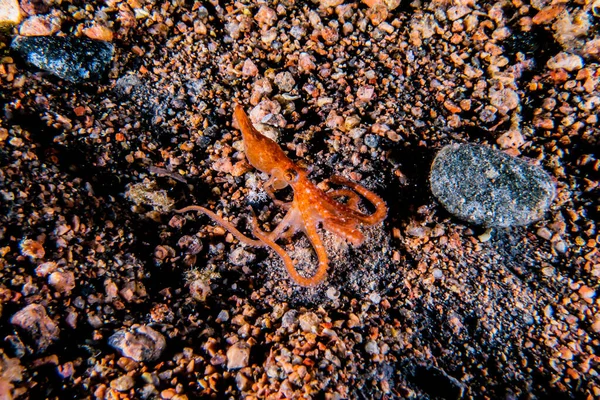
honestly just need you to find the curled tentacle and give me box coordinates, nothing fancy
[329,175,388,225]
[327,188,362,210]
[249,211,326,287]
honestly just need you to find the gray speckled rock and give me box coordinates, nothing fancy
[11,35,114,83]
[430,143,555,227]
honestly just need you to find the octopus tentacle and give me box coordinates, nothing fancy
[322,217,365,246]
[326,188,362,210]
[264,207,299,241]
[176,206,264,247]
[299,216,330,286]
[249,213,323,287]
[329,175,387,225]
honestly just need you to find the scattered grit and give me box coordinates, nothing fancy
[0,0,599,399]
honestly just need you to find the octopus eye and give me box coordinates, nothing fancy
[284,169,299,182]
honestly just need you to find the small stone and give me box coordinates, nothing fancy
[430,143,556,227]
[578,285,595,300]
[249,100,284,128]
[298,52,316,72]
[236,371,252,391]
[299,312,320,332]
[226,342,251,370]
[48,271,76,294]
[447,5,471,21]
[478,228,493,242]
[432,268,443,279]
[10,304,60,351]
[547,52,583,72]
[496,129,525,149]
[35,261,57,277]
[365,341,379,355]
[537,227,553,240]
[254,5,276,28]
[189,278,211,302]
[109,325,166,362]
[364,134,379,148]
[110,375,134,392]
[19,14,61,36]
[20,238,45,259]
[19,0,49,16]
[326,287,340,300]
[274,71,295,92]
[229,247,256,266]
[559,346,573,360]
[83,25,114,42]
[11,35,115,83]
[357,85,375,102]
[281,310,298,330]
[368,292,381,304]
[554,240,567,253]
[242,59,258,77]
[216,310,229,323]
[0,0,21,28]
[489,88,520,115]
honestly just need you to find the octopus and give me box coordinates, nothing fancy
[177,105,388,287]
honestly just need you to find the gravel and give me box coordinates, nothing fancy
[0,0,598,398]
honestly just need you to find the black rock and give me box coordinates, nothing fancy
[11,35,114,83]
[430,143,555,227]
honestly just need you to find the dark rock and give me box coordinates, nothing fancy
[430,143,555,227]
[11,35,114,83]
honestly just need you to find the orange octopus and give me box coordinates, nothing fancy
[177,105,387,287]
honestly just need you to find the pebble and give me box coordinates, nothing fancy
[10,304,60,351]
[489,88,520,115]
[496,130,525,149]
[11,35,115,83]
[19,14,61,36]
[578,285,595,301]
[430,143,556,227]
[48,271,76,294]
[537,227,553,240]
[299,312,320,333]
[326,287,340,300]
[242,59,258,77]
[365,341,379,355]
[0,0,21,27]
[229,247,256,266]
[19,238,45,259]
[83,25,114,42]
[547,52,583,72]
[110,375,134,392]
[281,310,298,330]
[553,240,567,253]
[226,342,250,370]
[447,5,471,21]
[249,100,285,128]
[298,52,316,72]
[368,292,381,304]
[364,134,379,148]
[109,325,166,362]
[357,85,375,102]
[274,71,295,92]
